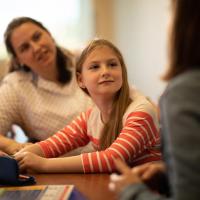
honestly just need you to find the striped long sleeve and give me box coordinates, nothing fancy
[38,95,161,173]
[82,111,161,173]
[38,110,91,157]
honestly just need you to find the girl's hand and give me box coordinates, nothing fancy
[14,151,47,173]
[109,159,142,192]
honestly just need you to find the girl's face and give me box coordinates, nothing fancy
[10,22,57,75]
[78,46,123,101]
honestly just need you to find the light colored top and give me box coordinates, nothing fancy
[0,67,92,140]
[39,89,161,173]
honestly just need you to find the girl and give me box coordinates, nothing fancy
[15,39,161,173]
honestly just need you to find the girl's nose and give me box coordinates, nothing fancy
[101,65,110,77]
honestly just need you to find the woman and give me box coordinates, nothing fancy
[0,17,92,154]
[109,0,200,199]
[15,39,161,173]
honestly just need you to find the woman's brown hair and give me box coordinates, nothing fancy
[76,39,131,149]
[4,16,73,84]
[164,0,200,80]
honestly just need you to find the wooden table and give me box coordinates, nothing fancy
[33,174,117,200]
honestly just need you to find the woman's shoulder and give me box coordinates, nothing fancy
[2,71,33,83]
[161,69,200,106]
[164,69,200,97]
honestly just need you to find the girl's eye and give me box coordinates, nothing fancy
[32,32,41,41]
[89,64,99,70]
[109,62,118,67]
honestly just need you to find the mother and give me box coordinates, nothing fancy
[0,17,92,154]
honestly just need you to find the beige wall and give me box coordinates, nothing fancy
[93,0,115,42]
[93,0,170,102]
[0,1,169,101]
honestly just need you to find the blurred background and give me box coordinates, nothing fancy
[0,0,169,103]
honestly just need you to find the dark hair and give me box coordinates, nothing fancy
[76,39,131,149]
[4,16,72,84]
[163,0,200,80]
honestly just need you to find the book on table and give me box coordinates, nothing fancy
[0,185,86,200]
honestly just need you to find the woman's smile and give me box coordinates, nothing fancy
[36,48,50,63]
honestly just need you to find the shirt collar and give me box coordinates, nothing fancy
[33,68,78,95]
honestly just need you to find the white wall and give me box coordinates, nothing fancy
[112,0,170,102]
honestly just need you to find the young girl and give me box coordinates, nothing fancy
[15,39,161,173]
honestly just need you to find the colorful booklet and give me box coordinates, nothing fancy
[0,185,83,200]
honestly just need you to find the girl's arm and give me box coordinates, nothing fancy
[16,110,91,159]
[81,111,160,173]
[43,155,83,173]
[15,111,90,173]
[16,143,45,157]
[38,111,90,158]
[15,143,83,173]
[15,152,83,173]
[15,109,159,173]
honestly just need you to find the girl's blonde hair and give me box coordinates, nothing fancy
[76,39,131,149]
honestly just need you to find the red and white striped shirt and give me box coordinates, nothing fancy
[38,89,161,173]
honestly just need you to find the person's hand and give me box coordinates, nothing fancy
[133,161,166,181]
[0,150,8,156]
[14,151,47,173]
[109,159,142,192]
[4,142,32,155]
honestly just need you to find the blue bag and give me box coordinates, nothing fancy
[0,156,36,186]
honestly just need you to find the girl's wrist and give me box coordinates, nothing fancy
[40,157,49,172]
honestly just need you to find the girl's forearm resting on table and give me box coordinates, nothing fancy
[22,143,84,173]
[43,155,83,173]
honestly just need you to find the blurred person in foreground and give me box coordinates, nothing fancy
[109,0,200,199]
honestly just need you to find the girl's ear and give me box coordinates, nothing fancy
[77,72,86,89]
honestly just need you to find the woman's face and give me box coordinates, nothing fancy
[10,22,57,75]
